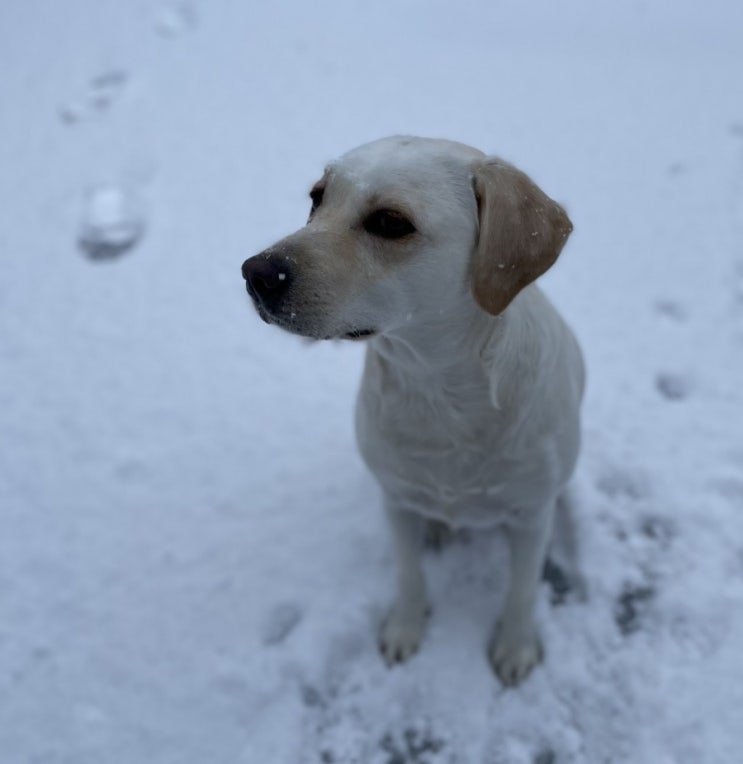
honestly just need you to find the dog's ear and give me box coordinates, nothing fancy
[470,158,572,316]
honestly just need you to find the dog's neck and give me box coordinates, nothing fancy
[368,296,505,383]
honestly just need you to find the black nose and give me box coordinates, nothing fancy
[241,255,290,310]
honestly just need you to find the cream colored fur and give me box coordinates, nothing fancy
[242,136,585,686]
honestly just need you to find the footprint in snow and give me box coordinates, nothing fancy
[655,371,692,401]
[640,514,675,549]
[596,466,651,503]
[261,602,303,646]
[59,70,129,124]
[534,751,557,764]
[614,582,655,636]
[542,557,574,606]
[652,300,694,400]
[612,515,675,637]
[378,726,447,764]
[296,625,380,759]
[78,183,147,261]
[653,298,688,323]
[154,1,198,39]
[708,474,743,502]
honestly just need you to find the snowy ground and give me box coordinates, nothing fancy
[2,1,743,762]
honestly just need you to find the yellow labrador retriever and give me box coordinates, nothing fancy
[242,136,584,686]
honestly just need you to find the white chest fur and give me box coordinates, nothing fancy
[354,291,584,528]
[356,347,550,527]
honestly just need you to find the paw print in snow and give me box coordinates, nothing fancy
[261,602,303,646]
[596,466,650,502]
[59,70,128,124]
[655,372,692,401]
[654,298,688,323]
[614,583,655,636]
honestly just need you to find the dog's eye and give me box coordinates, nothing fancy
[363,209,416,240]
[309,186,324,218]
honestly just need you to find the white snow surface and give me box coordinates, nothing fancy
[2,2,743,762]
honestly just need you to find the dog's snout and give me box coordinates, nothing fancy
[242,255,290,309]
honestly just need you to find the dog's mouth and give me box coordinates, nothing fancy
[341,329,376,341]
[252,302,376,342]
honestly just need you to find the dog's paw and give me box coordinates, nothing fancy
[488,628,543,687]
[378,602,429,665]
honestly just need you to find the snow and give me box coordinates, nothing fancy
[153,2,198,40]
[78,183,147,260]
[1,1,742,762]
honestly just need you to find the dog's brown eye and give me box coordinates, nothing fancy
[309,186,324,217]
[363,210,416,239]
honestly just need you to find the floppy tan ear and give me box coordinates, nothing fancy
[470,158,573,315]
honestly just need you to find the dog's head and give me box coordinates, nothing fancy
[242,136,571,340]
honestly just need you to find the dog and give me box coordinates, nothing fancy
[241,136,585,686]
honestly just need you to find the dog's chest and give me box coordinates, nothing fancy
[355,355,523,526]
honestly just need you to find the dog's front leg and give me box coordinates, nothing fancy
[379,502,430,665]
[489,504,554,686]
